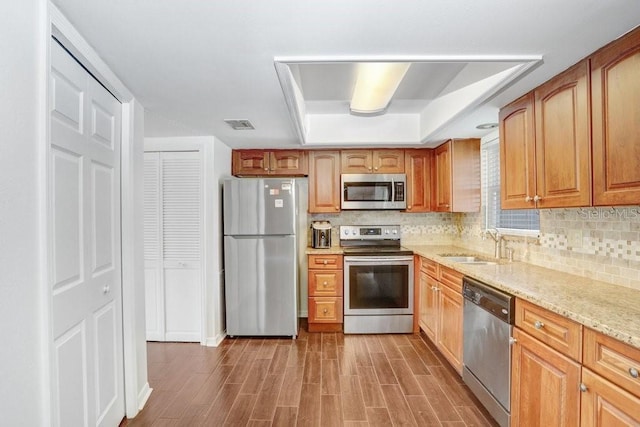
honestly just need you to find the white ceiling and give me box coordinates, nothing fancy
[51,0,640,148]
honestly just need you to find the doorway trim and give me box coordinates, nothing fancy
[46,2,149,420]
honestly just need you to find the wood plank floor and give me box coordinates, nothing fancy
[122,325,498,426]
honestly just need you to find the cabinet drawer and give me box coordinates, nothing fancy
[308,254,343,270]
[420,257,438,279]
[309,297,343,323]
[439,265,463,293]
[583,328,640,398]
[515,299,583,361]
[309,270,343,296]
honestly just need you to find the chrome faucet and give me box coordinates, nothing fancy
[485,229,503,259]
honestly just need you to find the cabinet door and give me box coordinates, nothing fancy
[433,141,452,212]
[308,151,341,213]
[270,150,308,176]
[341,149,373,173]
[308,270,343,297]
[511,328,581,427]
[500,92,537,209]
[372,149,405,173]
[591,27,640,206]
[581,368,640,427]
[405,149,432,212]
[437,283,463,374]
[534,60,591,208]
[232,150,270,175]
[309,297,343,323]
[422,274,438,342]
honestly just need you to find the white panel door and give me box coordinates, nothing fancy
[143,151,202,342]
[50,39,124,427]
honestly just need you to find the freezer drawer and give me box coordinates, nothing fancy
[224,235,298,336]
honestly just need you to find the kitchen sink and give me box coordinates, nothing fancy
[438,254,498,265]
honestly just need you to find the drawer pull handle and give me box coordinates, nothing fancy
[534,320,544,329]
[630,367,639,378]
[579,383,588,392]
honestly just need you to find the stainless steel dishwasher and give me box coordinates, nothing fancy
[462,276,515,427]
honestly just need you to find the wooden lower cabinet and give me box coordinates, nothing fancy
[417,257,463,374]
[580,368,640,427]
[437,282,463,373]
[511,327,582,427]
[307,254,343,332]
[512,301,640,426]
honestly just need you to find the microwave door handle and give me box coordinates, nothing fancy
[390,178,395,202]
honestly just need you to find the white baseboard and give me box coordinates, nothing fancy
[205,332,226,347]
[137,382,153,411]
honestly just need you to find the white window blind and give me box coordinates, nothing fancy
[482,137,539,232]
[161,152,201,262]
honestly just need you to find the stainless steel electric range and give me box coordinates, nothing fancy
[340,225,414,334]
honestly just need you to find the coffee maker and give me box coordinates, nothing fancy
[311,221,331,249]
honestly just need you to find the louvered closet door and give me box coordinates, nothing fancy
[143,151,202,342]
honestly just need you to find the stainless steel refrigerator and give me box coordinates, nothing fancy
[223,177,302,337]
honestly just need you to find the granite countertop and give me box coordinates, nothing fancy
[404,244,640,350]
[306,246,344,255]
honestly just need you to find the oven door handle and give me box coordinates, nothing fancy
[345,256,414,263]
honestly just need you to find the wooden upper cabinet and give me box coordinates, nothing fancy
[499,93,537,209]
[404,149,432,212]
[591,26,640,206]
[341,149,405,173]
[308,150,341,213]
[270,150,308,175]
[232,149,307,176]
[432,139,480,212]
[534,60,592,208]
[232,150,270,175]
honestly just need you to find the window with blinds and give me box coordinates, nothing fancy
[481,137,540,232]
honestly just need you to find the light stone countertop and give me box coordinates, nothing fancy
[305,246,344,255]
[405,244,640,350]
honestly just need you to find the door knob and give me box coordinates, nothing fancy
[103,285,110,294]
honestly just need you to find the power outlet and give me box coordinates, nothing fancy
[568,229,582,248]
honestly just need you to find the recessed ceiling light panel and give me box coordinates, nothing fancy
[224,119,255,130]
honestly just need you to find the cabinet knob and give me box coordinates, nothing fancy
[322,281,328,286]
[323,308,328,314]
[335,206,340,210]
[264,167,269,171]
[533,195,542,202]
[509,337,518,345]
[629,367,639,378]
[534,320,544,329]
[579,383,588,392]
[525,196,533,202]
[374,167,378,171]
[368,167,372,171]
[408,205,412,209]
[323,260,328,265]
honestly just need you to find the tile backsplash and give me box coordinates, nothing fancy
[310,206,640,291]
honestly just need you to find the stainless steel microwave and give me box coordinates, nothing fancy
[341,173,407,210]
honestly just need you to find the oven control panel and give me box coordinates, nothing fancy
[340,225,401,240]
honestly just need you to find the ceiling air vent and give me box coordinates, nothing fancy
[224,119,255,130]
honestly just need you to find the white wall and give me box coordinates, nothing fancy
[212,138,232,344]
[0,0,46,424]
